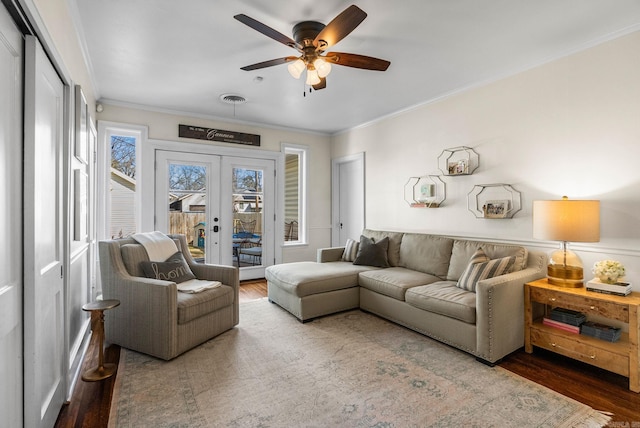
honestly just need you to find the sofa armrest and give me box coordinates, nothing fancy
[475,267,546,363]
[317,247,345,263]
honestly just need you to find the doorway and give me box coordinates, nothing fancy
[332,153,365,246]
[155,150,274,280]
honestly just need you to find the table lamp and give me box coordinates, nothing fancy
[532,196,600,287]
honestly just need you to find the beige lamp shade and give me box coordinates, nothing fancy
[533,197,600,287]
[532,197,600,243]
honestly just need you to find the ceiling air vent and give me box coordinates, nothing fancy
[220,94,247,104]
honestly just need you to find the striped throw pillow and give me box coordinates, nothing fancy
[457,248,516,292]
[342,238,360,262]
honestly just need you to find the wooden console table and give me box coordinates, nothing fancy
[525,278,640,392]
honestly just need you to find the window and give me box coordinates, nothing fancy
[283,144,307,244]
[98,122,146,240]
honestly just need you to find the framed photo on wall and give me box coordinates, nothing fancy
[75,85,88,164]
[483,200,509,218]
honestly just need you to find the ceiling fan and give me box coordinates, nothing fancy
[234,5,390,90]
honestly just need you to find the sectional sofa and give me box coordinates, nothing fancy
[266,229,546,364]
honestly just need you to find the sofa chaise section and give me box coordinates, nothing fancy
[265,261,378,321]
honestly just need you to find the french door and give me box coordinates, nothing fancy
[156,151,221,263]
[155,150,274,280]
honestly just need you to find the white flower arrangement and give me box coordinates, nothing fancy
[592,260,626,284]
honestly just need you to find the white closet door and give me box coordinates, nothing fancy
[0,4,24,427]
[23,35,66,428]
[332,153,365,246]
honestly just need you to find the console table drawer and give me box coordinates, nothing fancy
[530,287,629,322]
[530,327,629,377]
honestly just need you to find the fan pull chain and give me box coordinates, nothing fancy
[303,85,313,98]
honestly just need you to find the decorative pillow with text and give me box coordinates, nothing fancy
[141,251,196,284]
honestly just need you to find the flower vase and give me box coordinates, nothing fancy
[598,275,619,285]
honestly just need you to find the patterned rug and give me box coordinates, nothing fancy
[109,298,610,427]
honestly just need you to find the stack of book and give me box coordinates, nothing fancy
[580,321,622,342]
[542,307,586,334]
[586,279,632,296]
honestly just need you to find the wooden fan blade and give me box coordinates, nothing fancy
[313,5,367,50]
[240,56,298,71]
[234,14,300,50]
[312,77,327,90]
[325,52,390,71]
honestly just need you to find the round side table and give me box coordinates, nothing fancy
[81,299,120,382]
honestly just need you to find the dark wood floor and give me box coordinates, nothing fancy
[56,279,640,427]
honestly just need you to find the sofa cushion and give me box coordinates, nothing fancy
[176,284,234,324]
[353,235,390,268]
[140,252,196,284]
[456,248,516,292]
[398,233,454,278]
[362,229,404,267]
[358,267,441,301]
[405,282,477,324]
[447,240,527,281]
[342,238,360,262]
[266,261,377,297]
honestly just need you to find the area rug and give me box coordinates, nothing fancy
[109,298,610,427]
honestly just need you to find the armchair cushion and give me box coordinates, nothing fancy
[121,244,149,277]
[176,285,235,324]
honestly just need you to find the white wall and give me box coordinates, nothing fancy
[332,31,640,290]
[97,105,333,262]
[33,0,96,108]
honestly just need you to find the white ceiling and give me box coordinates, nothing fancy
[72,0,640,134]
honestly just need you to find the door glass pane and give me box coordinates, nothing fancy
[232,167,263,268]
[167,162,207,262]
[109,134,136,238]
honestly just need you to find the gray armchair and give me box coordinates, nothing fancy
[98,234,239,360]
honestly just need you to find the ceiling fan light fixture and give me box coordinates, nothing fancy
[313,57,332,78]
[287,58,306,79]
[305,68,321,86]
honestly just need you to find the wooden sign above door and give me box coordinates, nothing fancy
[179,124,260,146]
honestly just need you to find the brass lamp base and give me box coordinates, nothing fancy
[547,264,584,288]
